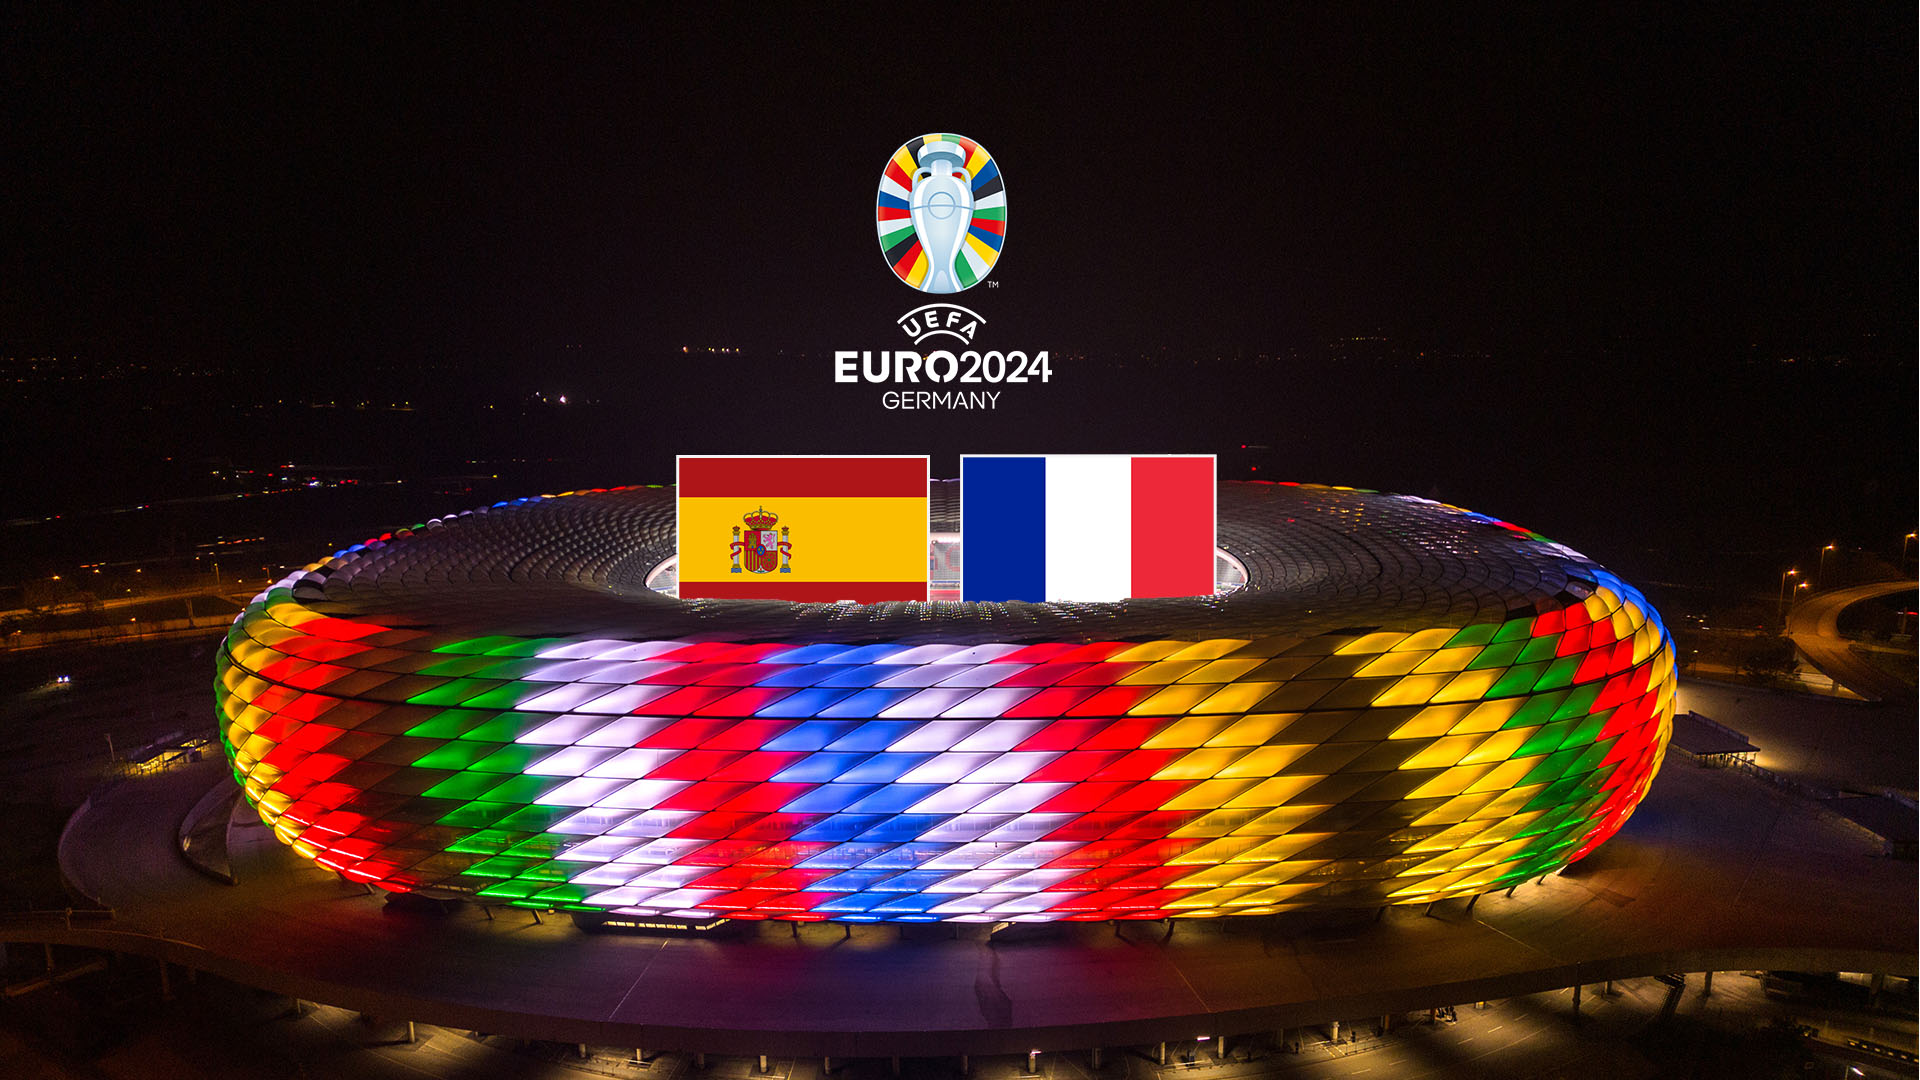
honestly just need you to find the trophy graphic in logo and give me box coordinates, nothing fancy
[729,507,792,575]
[909,141,973,294]
[876,134,1004,293]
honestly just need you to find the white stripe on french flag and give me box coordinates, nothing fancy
[960,454,1215,602]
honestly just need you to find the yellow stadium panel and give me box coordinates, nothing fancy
[1461,835,1540,871]
[1389,703,1475,740]
[1234,805,1335,836]
[1204,712,1303,746]
[1450,867,1507,893]
[1233,880,1326,905]
[227,639,282,669]
[1412,647,1481,674]
[1212,775,1322,811]
[240,622,305,647]
[1400,734,1484,770]
[237,733,279,761]
[1169,864,1254,889]
[1374,674,1453,707]
[1143,716,1240,749]
[1461,728,1536,766]
[1474,811,1549,846]
[1449,697,1526,734]
[1390,628,1458,652]
[1189,681,1283,714]
[1398,849,1474,877]
[1473,783,1549,819]
[1431,668,1501,703]
[1163,890,1256,912]
[1407,763,1496,799]
[1233,845,1329,875]
[1465,757,1541,794]
[1168,808,1267,838]
[1407,818,1500,854]
[1155,747,1250,780]
[1356,651,1428,678]
[1109,641,1192,663]
[1128,684,1217,716]
[1631,624,1657,663]
[1173,835,1271,865]
[1165,639,1254,662]
[1411,791,1499,827]
[1176,658,1267,684]
[1336,631,1408,656]
[1217,746,1315,779]
[1118,660,1209,686]
[1163,777,1262,810]
[1651,649,1675,685]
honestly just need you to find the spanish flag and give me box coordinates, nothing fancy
[677,456,929,602]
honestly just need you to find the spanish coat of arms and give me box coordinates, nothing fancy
[729,507,792,574]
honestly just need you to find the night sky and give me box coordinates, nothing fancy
[3,7,1914,591]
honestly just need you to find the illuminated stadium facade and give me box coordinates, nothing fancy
[215,481,1676,924]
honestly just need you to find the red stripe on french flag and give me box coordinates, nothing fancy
[1130,456,1216,599]
[962,455,1215,602]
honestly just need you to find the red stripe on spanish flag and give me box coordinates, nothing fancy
[678,456,927,498]
[677,456,929,603]
[674,581,928,604]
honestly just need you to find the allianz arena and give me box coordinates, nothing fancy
[214,480,1676,925]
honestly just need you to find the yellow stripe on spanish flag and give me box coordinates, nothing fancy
[676,456,929,602]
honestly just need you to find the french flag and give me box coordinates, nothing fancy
[961,455,1215,602]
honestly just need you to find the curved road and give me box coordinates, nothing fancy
[1786,580,1917,702]
[5,753,1910,1058]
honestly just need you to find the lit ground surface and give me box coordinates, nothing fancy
[0,637,225,809]
[1676,680,1917,797]
[0,964,1910,1079]
[0,636,231,912]
[19,745,1912,1059]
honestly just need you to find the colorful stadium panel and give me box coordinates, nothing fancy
[215,482,1676,922]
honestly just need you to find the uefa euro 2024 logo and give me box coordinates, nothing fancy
[875,135,1005,293]
[846,133,1041,408]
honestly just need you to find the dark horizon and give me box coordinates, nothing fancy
[6,9,1913,358]
[3,7,1913,605]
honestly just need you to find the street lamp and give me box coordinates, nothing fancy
[1817,544,1836,589]
[1903,532,1916,564]
[1778,568,1799,625]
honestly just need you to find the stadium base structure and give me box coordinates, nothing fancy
[215,481,1676,923]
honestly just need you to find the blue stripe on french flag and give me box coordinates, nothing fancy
[960,455,1215,602]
